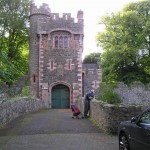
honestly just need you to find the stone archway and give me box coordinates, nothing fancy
[51,84,70,108]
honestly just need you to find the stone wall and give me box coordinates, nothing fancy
[0,97,48,127]
[114,82,150,104]
[76,98,148,134]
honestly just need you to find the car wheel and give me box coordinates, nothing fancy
[119,133,130,150]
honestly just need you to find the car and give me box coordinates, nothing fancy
[118,107,150,150]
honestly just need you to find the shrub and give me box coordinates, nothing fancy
[99,82,121,104]
[21,86,30,96]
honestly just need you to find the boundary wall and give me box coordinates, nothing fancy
[0,97,48,127]
[75,98,148,134]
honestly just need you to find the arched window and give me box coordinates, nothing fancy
[52,31,70,49]
[55,36,58,48]
[59,36,63,48]
[64,36,68,48]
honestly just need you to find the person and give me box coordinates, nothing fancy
[84,89,95,118]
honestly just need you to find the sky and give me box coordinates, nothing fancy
[33,0,139,59]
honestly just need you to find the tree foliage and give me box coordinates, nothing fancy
[83,52,101,64]
[97,0,150,85]
[0,0,31,84]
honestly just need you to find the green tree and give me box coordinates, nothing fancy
[83,52,101,64]
[97,0,150,85]
[0,0,31,84]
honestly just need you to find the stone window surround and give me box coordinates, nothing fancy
[50,60,54,70]
[93,80,98,89]
[48,59,56,71]
[53,35,69,49]
[67,59,72,70]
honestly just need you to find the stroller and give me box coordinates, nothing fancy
[71,104,84,119]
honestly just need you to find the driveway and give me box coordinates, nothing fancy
[0,109,118,150]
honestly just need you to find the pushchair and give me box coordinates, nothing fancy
[71,104,84,119]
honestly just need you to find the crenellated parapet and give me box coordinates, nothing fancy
[30,3,51,17]
[37,15,83,34]
[30,3,84,34]
[30,3,83,24]
[50,13,75,22]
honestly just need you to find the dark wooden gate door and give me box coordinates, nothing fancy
[52,84,70,108]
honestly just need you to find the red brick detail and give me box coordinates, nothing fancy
[73,90,79,98]
[77,74,82,77]
[78,79,82,83]
[42,89,49,101]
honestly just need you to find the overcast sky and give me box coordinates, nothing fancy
[33,0,140,59]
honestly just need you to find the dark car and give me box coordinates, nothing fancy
[118,107,150,150]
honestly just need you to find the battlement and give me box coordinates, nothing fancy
[30,3,51,16]
[30,3,83,24]
[51,13,75,22]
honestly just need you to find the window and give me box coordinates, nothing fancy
[139,110,150,124]
[64,37,68,48]
[68,59,71,70]
[55,36,58,48]
[33,75,36,83]
[32,74,36,83]
[51,60,54,70]
[94,80,97,88]
[53,35,69,49]
[59,36,63,48]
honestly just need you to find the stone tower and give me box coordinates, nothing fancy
[29,3,84,108]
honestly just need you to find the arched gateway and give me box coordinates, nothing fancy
[52,84,70,108]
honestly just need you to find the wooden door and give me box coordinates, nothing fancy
[52,84,70,108]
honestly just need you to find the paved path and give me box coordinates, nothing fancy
[0,109,118,150]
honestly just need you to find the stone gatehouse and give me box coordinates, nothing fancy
[29,3,102,108]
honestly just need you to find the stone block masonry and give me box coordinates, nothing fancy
[0,97,48,127]
[114,82,150,104]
